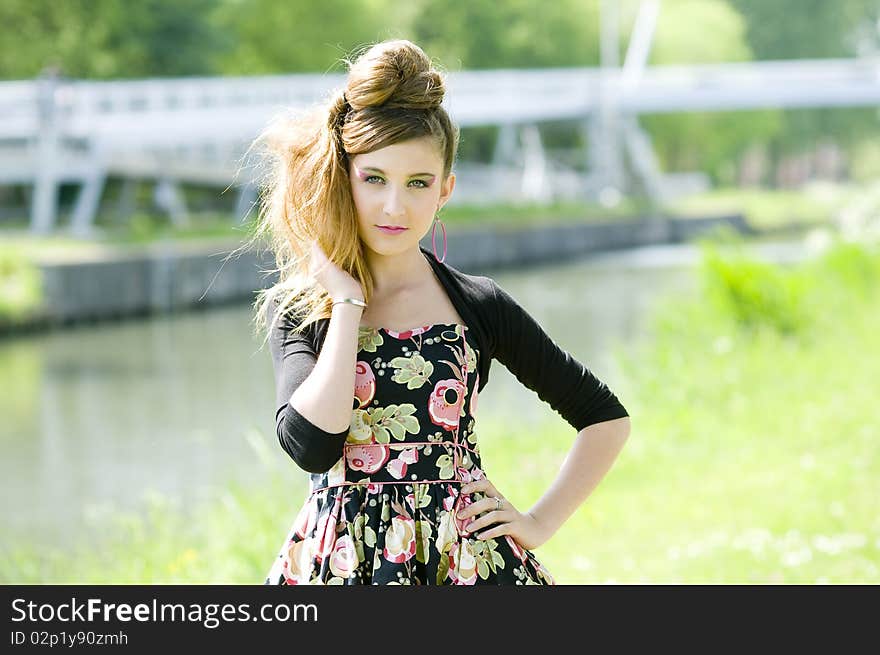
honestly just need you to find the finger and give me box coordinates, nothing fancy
[461,479,488,494]
[466,510,509,534]
[457,495,503,521]
[475,523,510,541]
[459,499,500,523]
[462,479,498,497]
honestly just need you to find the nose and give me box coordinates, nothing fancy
[382,186,407,218]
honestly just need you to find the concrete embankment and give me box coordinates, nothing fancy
[1,213,768,333]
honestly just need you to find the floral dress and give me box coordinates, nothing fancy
[264,322,555,585]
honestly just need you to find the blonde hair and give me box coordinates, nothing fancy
[247,39,460,343]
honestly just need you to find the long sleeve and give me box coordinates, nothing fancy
[266,299,348,473]
[490,279,629,432]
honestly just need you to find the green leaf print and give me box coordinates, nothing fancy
[367,403,420,443]
[436,551,450,584]
[436,453,455,479]
[464,339,477,373]
[374,425,391,444]
[414,520,434,565]
[357,328,383,353]
[414,485,432,509]
[351,515,366,562]
[477,558,489,580]
[365,525,377,549]
[389,354,434,389]
[484,539,505,572]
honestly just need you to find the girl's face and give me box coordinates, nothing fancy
[349,137,455,257]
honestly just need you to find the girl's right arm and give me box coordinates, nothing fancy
[267,239,366,473]
[288,300,365,434]
[267,298,364,473]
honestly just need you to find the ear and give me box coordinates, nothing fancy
[437,172,455,210]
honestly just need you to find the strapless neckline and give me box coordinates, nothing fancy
[358,322,468,339]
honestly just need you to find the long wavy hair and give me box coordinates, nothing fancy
[248,39,460,342]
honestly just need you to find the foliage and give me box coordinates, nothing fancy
[696,241,813,336]
[403,0,600,70]
[0,249,42,323]
[0,0,225,79]
[637,0,782,183]
[209,0,386,75]
[728,0,880,154]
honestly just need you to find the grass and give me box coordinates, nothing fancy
[2,231,878,584]
[4,181,867,265]
[662,182,854,231]
[0,249,43,324]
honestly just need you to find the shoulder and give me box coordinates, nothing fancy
[429,252,498,303]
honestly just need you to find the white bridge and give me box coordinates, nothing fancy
[2,56,879,233]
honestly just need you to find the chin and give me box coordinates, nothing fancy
[363,239,413,255]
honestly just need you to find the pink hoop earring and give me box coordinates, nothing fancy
[431,214,447,263]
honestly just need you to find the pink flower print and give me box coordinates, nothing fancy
[457,467,477,484]
[505,535,528,564]
[442,490,457,512]
[453,491,477,535]
[291,499,313,539]
[329,535,359,578]
[385,325,431,340]
[345,444,390,474]
[448,540,478,585]
[399,448,419,465]
[314,512,337,561]
[353,361,376,408]
[387,458,407,480]
[383,515,417,564]
[469,372,479,415]
[428,379,467,431]
[281,538,313,585]
[386,447,419,480]
[367,483,381,495]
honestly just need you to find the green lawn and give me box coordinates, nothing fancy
[3,232,877,583]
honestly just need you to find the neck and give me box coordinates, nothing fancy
[366,246,432,296]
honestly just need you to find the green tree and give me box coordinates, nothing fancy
[729,0,880,161]
[401,0,601,70]
[636,0,781,183]
[210,0,387,74]
[0,0,225,79]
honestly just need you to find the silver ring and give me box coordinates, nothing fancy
[493,496,503,512]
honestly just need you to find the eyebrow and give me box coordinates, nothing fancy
[358,166,436,177]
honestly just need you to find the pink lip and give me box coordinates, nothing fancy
[376,225,408,234]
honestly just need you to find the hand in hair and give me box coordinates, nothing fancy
[308,240,365,302]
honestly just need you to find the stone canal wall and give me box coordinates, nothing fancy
[4,213,758,331]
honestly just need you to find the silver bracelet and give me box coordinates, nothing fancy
[332,297,367,309]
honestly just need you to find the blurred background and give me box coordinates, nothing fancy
[1,0,878,583]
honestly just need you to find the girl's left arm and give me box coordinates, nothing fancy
[526,416,631,541]
[460,416,631,550]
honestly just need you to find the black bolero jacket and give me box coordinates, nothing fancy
[267,245,629,473]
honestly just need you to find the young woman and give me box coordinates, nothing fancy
[254,39,631,585]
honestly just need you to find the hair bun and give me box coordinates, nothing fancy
[344,39,445,112]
